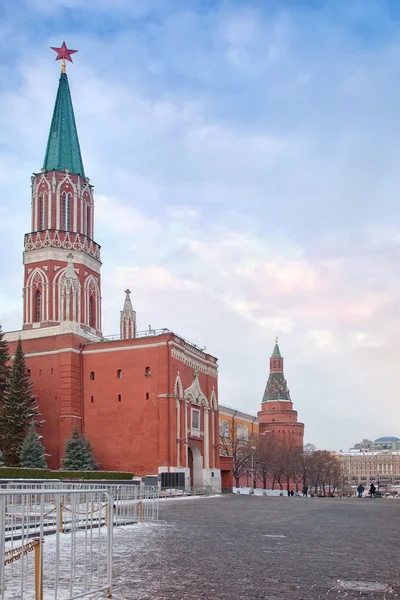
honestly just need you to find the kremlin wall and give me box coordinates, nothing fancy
[3,49,305,492]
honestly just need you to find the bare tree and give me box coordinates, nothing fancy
[306,450,341,496]
[254,433,278,489]
[219,418,252,487]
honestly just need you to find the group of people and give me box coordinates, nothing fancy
[284,483,379,498]
[357,483,377,498]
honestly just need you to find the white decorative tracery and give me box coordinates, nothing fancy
[32,173,51,231]
[59,253,81,323]
[84,275,101,331]
[183,373,208,407]
[210,388,217,410]
[174,372,184,398]
[171,347,218,378]
[24,231,101,261]
[25,267,49,324]
[38,193,47,231]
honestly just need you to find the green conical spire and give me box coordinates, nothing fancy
[271,337,281,358]
[43,72,85,178]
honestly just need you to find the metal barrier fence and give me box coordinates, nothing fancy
[0,488,113,599]
[160,485,212,498]
[2,483,160,525]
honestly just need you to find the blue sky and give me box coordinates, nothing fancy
[1,0,400,450]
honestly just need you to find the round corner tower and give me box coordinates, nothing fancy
[257,339,304,447]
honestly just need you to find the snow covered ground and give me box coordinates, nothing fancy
[233,486,290,496]
[2,522,163,599]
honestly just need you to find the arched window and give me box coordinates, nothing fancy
[118,394,121,402]
[87,205,91,238]
[35,290,41,322]
[61,192,71,231]
[220,420,229,438]
[90,371,95,381]
[243,426,249,441]
[237,424,243,440]
[145,367,151,377]
[89,296,95,329]
[39,194,46,230]
[117,369,122,379]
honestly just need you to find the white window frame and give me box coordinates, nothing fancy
[191,408,200,432]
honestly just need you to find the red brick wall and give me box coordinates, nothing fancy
[7,334,86,469]
[7,332,220,476]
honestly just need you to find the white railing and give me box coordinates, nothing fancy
[2,482,160,525]
[0,488,113,599]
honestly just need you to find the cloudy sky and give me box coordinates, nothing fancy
[1,0,400,451]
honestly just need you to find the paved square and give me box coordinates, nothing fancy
[114,495,400,599]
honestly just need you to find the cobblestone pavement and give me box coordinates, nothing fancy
[114,495,400,599]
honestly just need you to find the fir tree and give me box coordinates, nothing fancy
[62,427,97,471]
[0,339,39,466]
[0,323,10,402]
[19,423,47,469]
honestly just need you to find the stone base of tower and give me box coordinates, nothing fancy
[258,400,304,447]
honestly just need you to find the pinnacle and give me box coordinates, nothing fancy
[271,340,281,359]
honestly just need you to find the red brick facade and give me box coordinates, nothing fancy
[5,331,221,490]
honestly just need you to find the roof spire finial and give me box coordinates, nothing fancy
[50,41,78,73]
[275,336,278,345]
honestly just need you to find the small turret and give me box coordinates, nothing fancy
[263,338,291,402]
[120,289,136,340]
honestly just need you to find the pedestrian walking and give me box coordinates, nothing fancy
[302,484,308,497]
[357,484,364,498]
[369,483,376,498]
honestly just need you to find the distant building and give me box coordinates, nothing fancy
[350,437,400,452]
[339,437,400,488]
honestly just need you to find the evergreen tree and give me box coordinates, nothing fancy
[19,423,47,469]
[0,449,4,467]
[62,427,97,471]
[0,339,39,466]
[0,323,10,402]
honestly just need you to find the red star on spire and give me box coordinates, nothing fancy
[50,41,78,64]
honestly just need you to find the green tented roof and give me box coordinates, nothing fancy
[262,372,291,402]
[43,72,85,178]
[271,342,281,358]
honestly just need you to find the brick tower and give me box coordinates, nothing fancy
[4,44,222,489]
[23,50,102,339]
[257,339,304,446]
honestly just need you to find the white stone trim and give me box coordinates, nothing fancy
[82,341,168,355]
[24,231,101,263]
[9,347,81,359]
[73,191,77,232]
[184,375,208,407]
[59,415,82,419]
[171,346,218,378]
[4,323,101,343]
[24,248,101,273]
[173,372,184,398]
[219,404,259,424]
[170,341,217,368]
